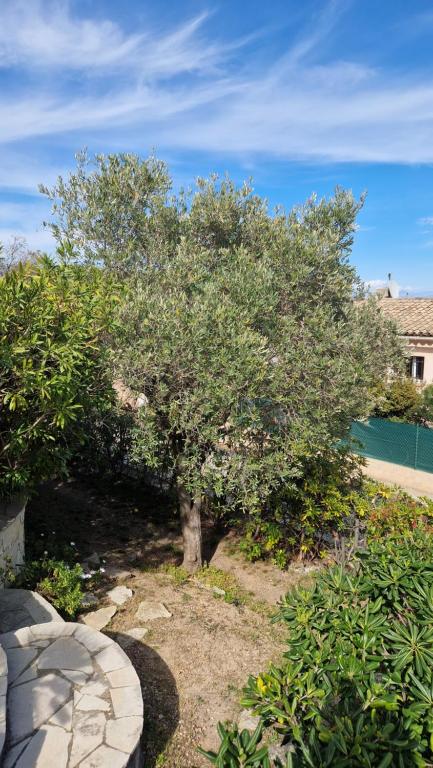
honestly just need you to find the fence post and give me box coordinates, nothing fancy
[415,424,419,470]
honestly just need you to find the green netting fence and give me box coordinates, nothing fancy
[350,417,433,474]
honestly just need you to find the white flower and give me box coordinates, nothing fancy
[81,573,91,580]
[43,551,48,555]
[99,567,105,573]
[70,542,76,547]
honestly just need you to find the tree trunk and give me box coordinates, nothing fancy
[177,483,202,573]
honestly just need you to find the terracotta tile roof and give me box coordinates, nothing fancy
[379,298,433,337]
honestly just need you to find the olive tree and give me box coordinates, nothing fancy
[42,155,401,571]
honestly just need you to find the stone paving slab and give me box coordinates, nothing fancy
[0,622,143,767]
[0,589,63,633]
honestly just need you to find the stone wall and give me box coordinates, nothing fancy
[0,496,26,579]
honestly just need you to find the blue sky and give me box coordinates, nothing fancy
[1,0,433,292]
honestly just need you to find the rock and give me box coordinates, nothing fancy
[107,586,133,606]
[107,665,140,688]
[213,586,226,596]
[116,627,148,649]
[76,695,110,712]
[135,601,171,621]
[94,644,130,673]
[81,593,99,608]
[11,663,38,687]
[79,744,127,768]
[7,672,71,743]
[3,738,31,768]
[68,711,106,768]
[110,684,143,718]
[38,638,93,675]
[238,709,261,732]
[61,670,89,685]
[73,625,112,653]
[106,716,142,753]
[79,681,107,697]
[6,648,38,683]
[81,605,117,631]
[87,552,100,567]
[105,565,132,581]
[14,724,71,768]
[49,701,73,731]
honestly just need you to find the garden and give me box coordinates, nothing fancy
[1,152,432,767]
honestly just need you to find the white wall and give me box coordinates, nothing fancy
[406,337,433,387]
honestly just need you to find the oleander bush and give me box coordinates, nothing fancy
[0,255,115,497]
[206,531,433,767]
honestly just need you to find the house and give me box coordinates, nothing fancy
[376,278,433,386]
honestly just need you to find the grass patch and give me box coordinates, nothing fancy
[159,564,190,585]
[196,566,248,606]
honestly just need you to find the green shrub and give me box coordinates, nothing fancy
[0,255,115,497]
[374,377,423,421]
[238,450,366,562]
[361,485,433,540]
[15,557,84,618]
[198,722,272,767]
[207,532,433,766]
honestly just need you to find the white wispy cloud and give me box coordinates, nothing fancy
[0,1,230,77]
[2,0,433,179]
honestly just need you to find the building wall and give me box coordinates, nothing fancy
[406,337,433,386]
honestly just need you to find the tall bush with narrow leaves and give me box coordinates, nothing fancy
[0,256,115,497]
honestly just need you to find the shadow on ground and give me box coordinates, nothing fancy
[26,476,227,574]
[108,632,180,768]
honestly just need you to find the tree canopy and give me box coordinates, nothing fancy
[42,154,402,569]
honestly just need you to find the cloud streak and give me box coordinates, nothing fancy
[1,0,433,173]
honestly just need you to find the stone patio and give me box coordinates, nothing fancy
[0,591,143,767]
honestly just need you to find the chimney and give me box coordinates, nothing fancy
[387,273,400,298]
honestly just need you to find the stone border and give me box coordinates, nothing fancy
[0,644,7,760]
[1,622,143,767]
[0,497,26,582]
[0,588,64,633]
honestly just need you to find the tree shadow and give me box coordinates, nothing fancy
[108,632,180,768]
[202,519,228,565]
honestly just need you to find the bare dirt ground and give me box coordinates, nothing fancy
[27,477,318,768]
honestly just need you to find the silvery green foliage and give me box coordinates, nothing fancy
[42,154,402,512]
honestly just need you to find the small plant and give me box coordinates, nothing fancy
[198,722,271,767]
[16,557,84,618]
[0,555,18,586]
[160,564,190,586]
[197,566,247,606]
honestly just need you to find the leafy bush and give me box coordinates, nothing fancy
[15,557,84,618]
[374,378,433,425]
[0,255,115,497]
[374,378,422,421]
[232,532,433,767]
[361,484,433,540]
[238,450,366,563]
